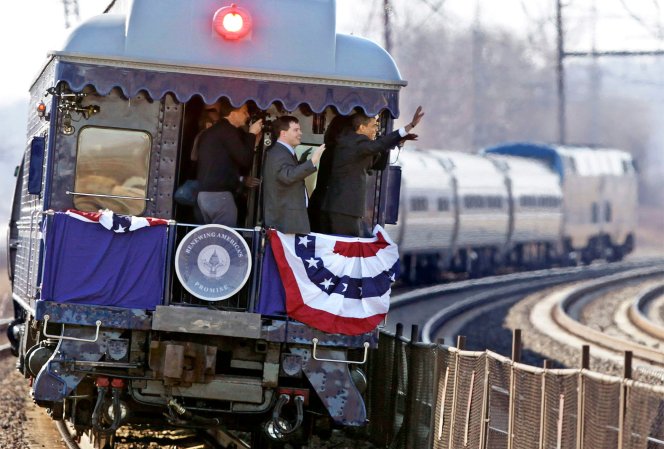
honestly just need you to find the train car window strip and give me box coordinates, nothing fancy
[487,196,503,209]
[410,197,428,212]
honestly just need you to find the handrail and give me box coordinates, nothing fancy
[43,314,102,343]
[311,338,370,365]
[65,190,153,202]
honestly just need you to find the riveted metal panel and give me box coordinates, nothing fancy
[152,94,180,217]
[152,306,262,338]
[13,60,55,309]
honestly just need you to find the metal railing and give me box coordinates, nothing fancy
[365,329,664,449]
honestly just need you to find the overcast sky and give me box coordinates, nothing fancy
[2,0,663,108]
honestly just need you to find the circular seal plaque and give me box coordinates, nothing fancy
[174,225,252,301]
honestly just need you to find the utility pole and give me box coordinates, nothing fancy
[384,0,392,53]
[471,0,484,149]
[556,0,566,144]
[62,0,80,29]
[589,0,600,145]
[557,0,664,145]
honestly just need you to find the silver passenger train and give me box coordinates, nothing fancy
[389,143,638,282]
[5,1,406,447]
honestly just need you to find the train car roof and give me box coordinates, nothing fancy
[484,143,634,179]
[43,0,405,116]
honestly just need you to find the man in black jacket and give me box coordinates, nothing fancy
[321,106,424,237]
[196,102,262,226]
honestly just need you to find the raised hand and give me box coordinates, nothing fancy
[311,144,326,165]
[409,106,424,129]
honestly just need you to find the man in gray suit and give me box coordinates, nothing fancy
[263,116,325,234]
[322,106,424,237]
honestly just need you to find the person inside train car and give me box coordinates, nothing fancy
[195,100,262,226]
[321,106,424,237]
[191,106,221,162]
[308,114,353,233]
[263,116,326,234]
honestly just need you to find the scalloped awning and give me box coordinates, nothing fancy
[54,58,401,117]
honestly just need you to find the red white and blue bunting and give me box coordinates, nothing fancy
[268,226,399,335]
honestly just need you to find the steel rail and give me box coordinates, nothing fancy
[415,261,662,344]
[628,283,664,341]
[552,266,664,365]
[0,318,12,358]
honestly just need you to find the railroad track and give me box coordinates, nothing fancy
[55,422,249,449]
[388,259,663,345]
[628,282,664,340]
[0,317,13,358]
[543,266,664,367]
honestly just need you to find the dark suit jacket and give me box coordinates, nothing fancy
[263,142,317,234]
[196,118,254,192]
[321,130,403,217]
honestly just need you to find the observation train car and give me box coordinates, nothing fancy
[388,148,565,282]
[5,1,405,447]
[486,143,637,263]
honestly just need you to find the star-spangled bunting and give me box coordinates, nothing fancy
[268,225,400,335]
[65,209,169,232]
[41,210,169,310]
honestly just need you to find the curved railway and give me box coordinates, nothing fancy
[628,282,664,341]
[547,270,664,366]
[393,258,664,381]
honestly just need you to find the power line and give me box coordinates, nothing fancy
[618,0,663,40]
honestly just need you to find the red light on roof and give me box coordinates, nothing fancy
[213,4,252,40]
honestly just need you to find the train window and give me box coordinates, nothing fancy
[74,127,151,216]
[591,202,599,223]
[487,196,503,209]
[566,156,577,173]
[622,160,636,174]
[605,201,612,222]
[538,196,560,208]
[463,195,485,209]
[410,197,428,212]
[520,196,537,208]
[437,197,450,211]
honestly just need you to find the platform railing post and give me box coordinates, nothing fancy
[617,351,632,449]
[577,345,590,449]
[389,323,403,445]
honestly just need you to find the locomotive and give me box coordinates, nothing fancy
[5,1,405,447]
[388,144,638,283]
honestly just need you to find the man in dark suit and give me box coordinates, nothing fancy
[196,102,262,226]
[321,106,424,237]
[263,116,325,234]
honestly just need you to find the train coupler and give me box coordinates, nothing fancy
[91,377,126,433]
[269,391,305,437]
